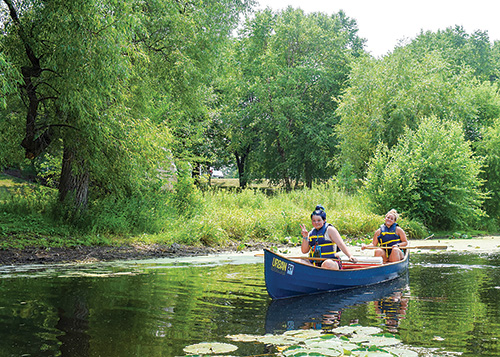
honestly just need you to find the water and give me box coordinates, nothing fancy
[0,252,499,356]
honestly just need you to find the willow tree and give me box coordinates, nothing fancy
[1,0,252,216]
[1,0,151,211]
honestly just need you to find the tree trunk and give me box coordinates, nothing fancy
[304,162,313,189]
[5,0,54,159]
[59,142,89,211]
[235,149,249,188]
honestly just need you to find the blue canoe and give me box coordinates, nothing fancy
[264,248,409,299]
[265,272,409,333]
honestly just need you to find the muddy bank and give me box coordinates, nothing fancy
[0,242,278,266]
[1,237,499,266]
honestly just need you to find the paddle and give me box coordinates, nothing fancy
[364,245,447,250]
[253,253,379,264]
[253,253,337,261]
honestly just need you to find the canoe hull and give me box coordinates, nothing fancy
[264,248,409,299]
[265,272,409,333]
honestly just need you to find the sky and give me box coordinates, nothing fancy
[254,0,500,57]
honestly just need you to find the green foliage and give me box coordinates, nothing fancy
[0,110,25,168]
[365,117,485,229]
[0,0,253,216]
[408,26,499,82]
[1,184,57,216]
[336,47,500,182]
[401,219,429,240]
[0,52,21,108]
[476,118,500,221]
[171,162,201,216]
[216,7,366,189]
[34,153,61,188]
[336,161,361,194]
[0,171,467,250]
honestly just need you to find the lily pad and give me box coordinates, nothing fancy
[350,335,370,343]
[332,326,357,334]
[283,346,342,357]
[225,333,259,342]
[304,337,342,348]
[306,347,343,356]
[360,335,401,347]
[333,325,382,336]
[257,334,297,345]
[284,329,323,339]
[183,342,238,354]
[352,326,383,336]
[384,347,419,357]
[351,351,393,357]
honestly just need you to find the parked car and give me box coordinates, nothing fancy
[211,170,224,178]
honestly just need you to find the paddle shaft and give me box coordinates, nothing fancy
[364,245,447,250]
[253,254,373,263]
[253,253,340,261]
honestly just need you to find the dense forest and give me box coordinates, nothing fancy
[1,0,500,246]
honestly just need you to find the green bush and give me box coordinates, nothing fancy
[365,117,485,229]
[476,118,500,222]
[171,162,201,216]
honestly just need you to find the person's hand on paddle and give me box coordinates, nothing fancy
[348,256,358,263]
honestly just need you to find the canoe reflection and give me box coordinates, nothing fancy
[265,272,409,334]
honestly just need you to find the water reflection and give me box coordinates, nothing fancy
[2,252,500,356]
[56,297,90,356]
[265,273,410,334]
[374,289,408,333]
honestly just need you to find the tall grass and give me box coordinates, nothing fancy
[177,182,429,247]
[0,173,429,249]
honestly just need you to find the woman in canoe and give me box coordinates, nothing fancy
[362,209,408,263]
[300,205,357,270]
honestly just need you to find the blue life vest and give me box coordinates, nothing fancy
[308,223,337,259]
[377,223,401,252]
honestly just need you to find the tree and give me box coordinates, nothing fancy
[217,7,365,189]
[336,47,500,182]
[0,0,253,216]
[132,0,255,184]
[407,26,499,82]
[1,0,146,210]
[365,117,485,229]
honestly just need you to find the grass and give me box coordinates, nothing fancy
[0,171,475,251]
[0,173,26,200]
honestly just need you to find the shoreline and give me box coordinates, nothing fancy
[1,237,499,266]
[0,242,277,266]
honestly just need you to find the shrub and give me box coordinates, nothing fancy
[171,162,201,216]
[476,118,500,222]
[365,117,485,229]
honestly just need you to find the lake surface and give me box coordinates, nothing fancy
[0,251,499,356]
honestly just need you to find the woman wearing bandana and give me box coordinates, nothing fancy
[300,205,357,270]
